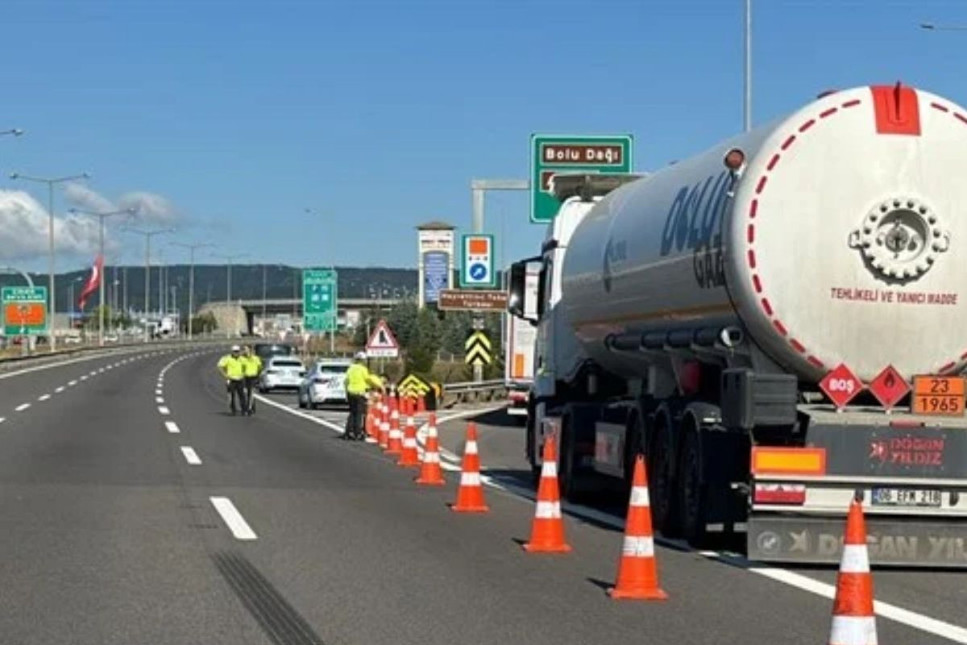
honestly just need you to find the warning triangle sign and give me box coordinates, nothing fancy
[365,319,399,357]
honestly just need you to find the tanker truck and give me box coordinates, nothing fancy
[507,83,967,567]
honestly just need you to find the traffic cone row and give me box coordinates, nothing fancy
[357,395,879,628]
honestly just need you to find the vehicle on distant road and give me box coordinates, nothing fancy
[258,356,305,393]
[253,342,295,362]
[297,358,352,409]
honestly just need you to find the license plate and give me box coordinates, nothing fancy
[871,487,942,507]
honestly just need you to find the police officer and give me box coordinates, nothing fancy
[344,351,383,440]
[240,345,263,415]
[217,345,247,415]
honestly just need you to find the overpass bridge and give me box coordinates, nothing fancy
[197,297,402,335]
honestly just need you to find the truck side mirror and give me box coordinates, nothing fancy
[508,261,527,318]
[507,256,541,323]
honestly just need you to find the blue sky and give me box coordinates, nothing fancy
[1,0,966,274]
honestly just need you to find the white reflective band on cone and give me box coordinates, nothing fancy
[828,615,878,645]
[465,441,478,454]
[423,452,440,463]
[460,472,481,486]
[541,461,558,478]
[535,501,561,519]
[622,536,655,557]
[839,544,871,573]
[630,486,650,507]
[403,438,417,447]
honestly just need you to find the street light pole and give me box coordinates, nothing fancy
[124,227,173,342]
[69,207,135,346]
[213,252,248,337]
[744,0,752,132]
[10,171,91,352]
[171,241,213,341]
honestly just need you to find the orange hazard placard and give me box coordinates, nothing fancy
[4,302,45,326]
[911,375,965,416]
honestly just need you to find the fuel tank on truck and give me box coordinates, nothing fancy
[561,84,967,384]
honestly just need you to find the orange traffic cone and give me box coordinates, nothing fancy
[608,454,667,601]
[377,403,390,449]
[415,413,445,486]
[449,422,489,513]
[385,401,403,455]
[417,396,426,414]
[523,434,571,553]
[827,498,877,645]
[365,401,378,443]
[396,416,420,467]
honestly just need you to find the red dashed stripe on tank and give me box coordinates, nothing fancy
[746,96,863,372]
[752,93,967,376]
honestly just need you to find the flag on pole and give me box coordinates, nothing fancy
[77,255,104,310]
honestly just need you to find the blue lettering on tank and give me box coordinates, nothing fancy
[659,170,731,257]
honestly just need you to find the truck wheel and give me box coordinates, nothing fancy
[623,412,645,494]
[525,409,541,485]
[558,412,586,503]
[650,415,681,538]
[678,422,709,548]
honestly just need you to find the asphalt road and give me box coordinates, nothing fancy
[0,347,961,644]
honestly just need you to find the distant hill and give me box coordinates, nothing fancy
[0,264,424,313]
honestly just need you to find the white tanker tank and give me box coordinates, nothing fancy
[560,83,967,384]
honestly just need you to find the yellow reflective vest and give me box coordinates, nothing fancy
[218,355,245,380]
[240,355,262,377]
[345,363,382,395]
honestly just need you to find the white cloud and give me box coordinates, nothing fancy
[63,182,116,214]
[0,190,102,261]
[118,191,178,226]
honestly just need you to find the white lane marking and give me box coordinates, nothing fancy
[158,406,170,415]
[155,397,164,404]
[259,394,967,645]
[165,421,180,434]
[15,403,30,412]
[180,446,202,465]
[89,371,97,376]
[106,365,113,370]
[55,386,65,393]
[37,394,50,402]
[210,497,257,541]
[155,389,163,395]
[0,417,5,424]
[68,380,78,386]
[80,375,88,381]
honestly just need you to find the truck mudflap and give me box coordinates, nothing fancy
[747,514,967,567]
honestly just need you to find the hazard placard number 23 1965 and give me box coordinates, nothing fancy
[912,376,966,417]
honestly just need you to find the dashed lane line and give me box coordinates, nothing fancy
[180,446,202,465]
[55,386,65,393]
[68,380,77,387]
[210,497,257,541]
[37,394,50,402]
[155,397,164,404]
[165,421,180,434]
[158,406,170,415]
[15,403,30,412]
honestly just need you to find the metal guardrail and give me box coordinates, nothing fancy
[440,379,507,407]
[0,336,228,373]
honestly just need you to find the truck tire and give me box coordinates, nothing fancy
[678,418,710,548]
[525,402,541,485]
[649,411,682,538]
[558,411,589,504]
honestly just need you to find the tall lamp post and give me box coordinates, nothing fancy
[213,252,248,337]
[171,241,213,340]
[10,171,91,351]
[744,0,752,132]
[69,207,135,346]
[124,227,173,342]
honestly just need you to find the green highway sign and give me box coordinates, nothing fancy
[2,286,48,336]
[302,268,338,333]
[530,134,634,223]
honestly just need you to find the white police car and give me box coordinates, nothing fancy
[297,359,352,409]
